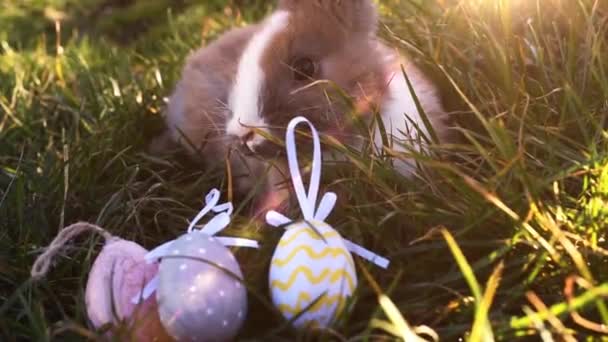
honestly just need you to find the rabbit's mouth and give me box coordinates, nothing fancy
[233,135,284,160]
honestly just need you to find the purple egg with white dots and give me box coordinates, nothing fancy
[156,231,247,341]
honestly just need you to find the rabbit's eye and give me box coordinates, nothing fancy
[292,58,317,80]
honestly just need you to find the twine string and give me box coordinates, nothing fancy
[31,222,114,281]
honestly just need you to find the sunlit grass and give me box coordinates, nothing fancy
[2,0,608,340]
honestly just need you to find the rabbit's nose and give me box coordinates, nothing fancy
[241,130,255,144]
[239,130,257,156]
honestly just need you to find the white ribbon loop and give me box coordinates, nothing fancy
[212,202,233,216]
[216,237,260,248]
[266,211,293,227]
[134,236,259,304]
[205,189,220,206]
[286,117,323,220]
[134,188,259,304]
[200,212,231,237]
[314,192,337,222]
[343,240,390,269]
[144,240,175,264]
[187,189,221,233]
[266,116,391,270]
[131,274,160,304]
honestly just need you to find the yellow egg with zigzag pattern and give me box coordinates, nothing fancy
[269,220,357,328]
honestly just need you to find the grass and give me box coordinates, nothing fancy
[2,0,608,340]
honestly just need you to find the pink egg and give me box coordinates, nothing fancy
[85,238,172,341]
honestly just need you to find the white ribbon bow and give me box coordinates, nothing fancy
[131,189,258,304]
[265,116,390,269]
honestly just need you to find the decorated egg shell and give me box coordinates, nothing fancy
[157,231,247,341]
[85,238,172,341]
[269,220,357,328]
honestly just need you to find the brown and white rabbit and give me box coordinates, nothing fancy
[158,0,450,212]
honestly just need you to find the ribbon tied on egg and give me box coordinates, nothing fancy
[29,188,258,342]
[133,189,259,341]
[266,116,390,329]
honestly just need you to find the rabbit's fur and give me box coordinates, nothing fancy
[156,0,451,212]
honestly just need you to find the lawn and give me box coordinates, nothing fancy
[2,0,608,340]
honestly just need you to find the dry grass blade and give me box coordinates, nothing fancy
[564,276,608,334]
[510,284,608,330]
[525,291,576,341]
[359,262,438,341]
[470,262,503,342]
[440,228,493,341]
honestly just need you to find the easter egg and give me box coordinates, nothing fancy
[156,231,247,341]
[85,239,172,341]
[269,220,357,328]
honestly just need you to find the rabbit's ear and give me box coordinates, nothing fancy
[277,0,303,9]
[277,0,303,10]
[343,0,379,35]
[277,0,290,7]
[278,0,377,36]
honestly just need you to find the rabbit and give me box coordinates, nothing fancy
[155,0,451,214]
